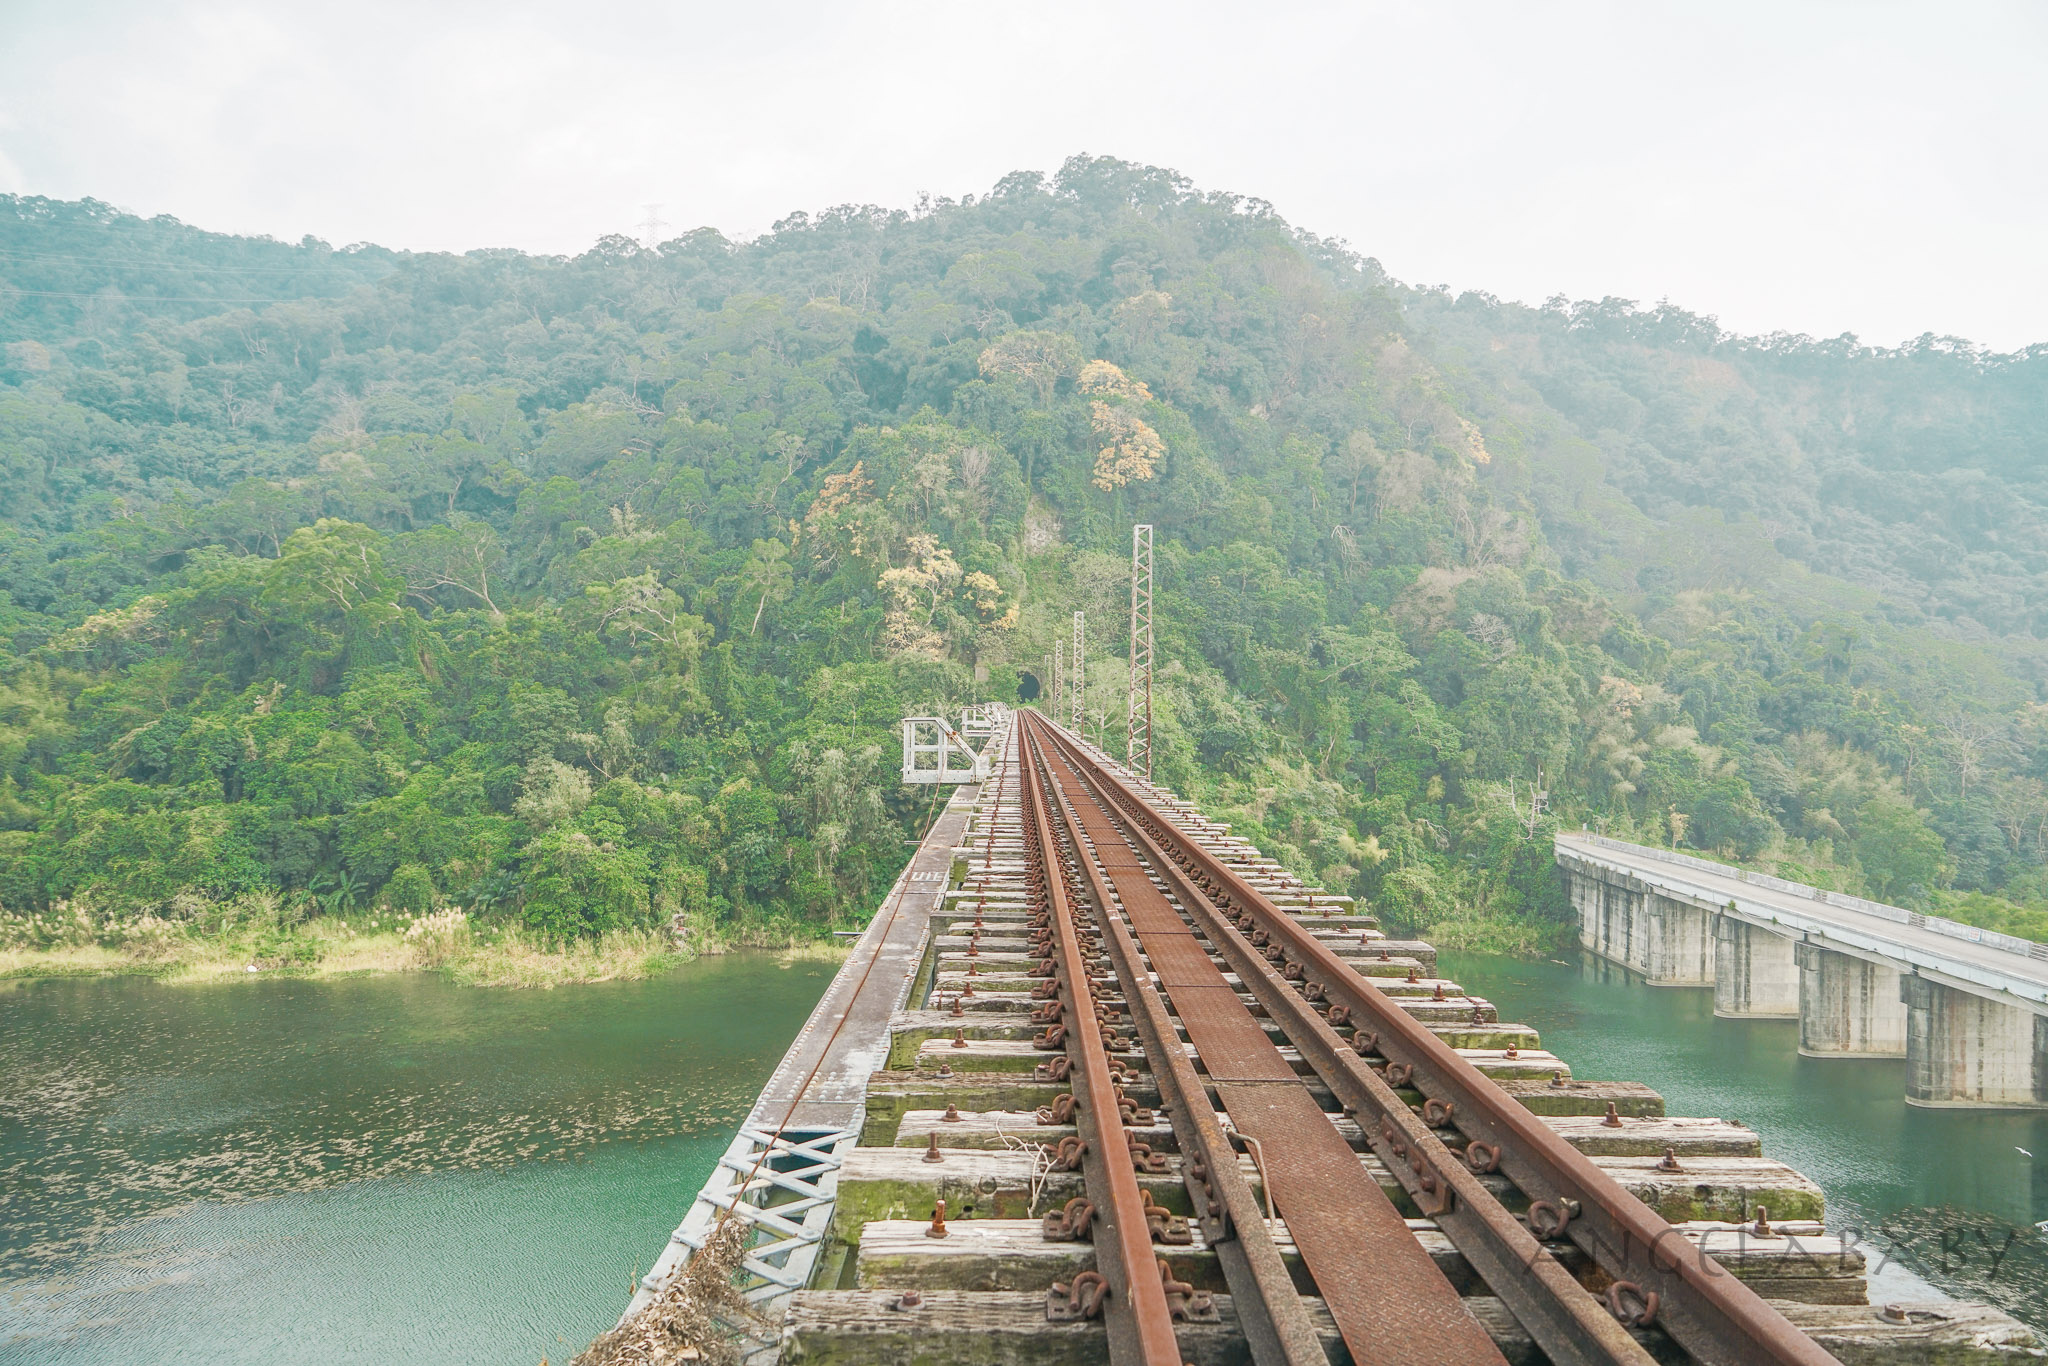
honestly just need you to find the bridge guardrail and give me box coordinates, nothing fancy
[1558,832,2048,964]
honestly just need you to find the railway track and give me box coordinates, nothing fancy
[653,707,2039,1366]
[1013,710,1835,1366]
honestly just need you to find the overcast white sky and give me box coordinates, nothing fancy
[2,1,2043,349]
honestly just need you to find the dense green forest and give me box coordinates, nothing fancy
[3,158,2047,960]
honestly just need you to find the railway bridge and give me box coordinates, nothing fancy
[1556,833,2048,1109]
[597,708,2036,1365]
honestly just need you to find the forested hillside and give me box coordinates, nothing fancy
[3,158,2046,956]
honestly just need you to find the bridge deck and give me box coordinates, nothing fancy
[750,781,982,1132]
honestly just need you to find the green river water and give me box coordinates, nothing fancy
[1439,950,2048,1327]
[1,954,833,1365]
[3,947,2043,1364]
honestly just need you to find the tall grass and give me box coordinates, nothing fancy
[1,900,693,989]
[448,926,680,989]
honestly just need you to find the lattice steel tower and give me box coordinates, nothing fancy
[1128,523,1153,779]
[1052,639,1064,718]
[1070,611,1085,734]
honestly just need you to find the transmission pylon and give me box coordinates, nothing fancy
[1052,639,1064,718]
[637,203,670,248]
[1071,611,1085,734]
[1128,523,1153,779]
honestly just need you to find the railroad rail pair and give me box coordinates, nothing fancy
[1009,710,1833,1366]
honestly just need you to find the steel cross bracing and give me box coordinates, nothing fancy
[1052,639,1064,719]
[1024,715,1839,1366]
[1128,523,1153,779]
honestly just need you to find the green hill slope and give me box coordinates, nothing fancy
[2,158,2044,958]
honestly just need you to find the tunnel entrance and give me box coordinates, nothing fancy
[1017,670,1041,702]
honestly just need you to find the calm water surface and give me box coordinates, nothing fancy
[0,954,831,1365]
[1442,949,2048,1326]
[8,946,2046,1363]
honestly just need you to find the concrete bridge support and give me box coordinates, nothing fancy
[1901,975,2048,1108]
[1572,872,1714,986]
[1795,943,1906,1058]
[1713,918,1799,1019]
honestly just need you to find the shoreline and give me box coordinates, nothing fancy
[0,921,851,989]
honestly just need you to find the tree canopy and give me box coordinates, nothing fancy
[3,158,2046,949]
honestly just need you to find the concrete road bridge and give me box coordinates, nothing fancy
[1556,833,2048,1109]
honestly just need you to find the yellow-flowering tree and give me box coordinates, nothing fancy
[1079,360,1165,490]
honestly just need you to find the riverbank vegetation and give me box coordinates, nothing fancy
[0,896,682,985]
[2,160,2046,967]
[0,893,842,987]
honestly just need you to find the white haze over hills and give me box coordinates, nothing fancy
[1,0,2043,351]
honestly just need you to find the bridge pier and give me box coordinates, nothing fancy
[1713,917,1799,1019]
[1901,975,2048,1109]
[1572,872,1714,986]
[1794,943,1906,1058]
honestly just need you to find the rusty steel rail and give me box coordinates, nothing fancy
[1028,723,1330,1366]
[1016,721,1183,1365]
[1032,717,1651,1366]
[1034,717,1842,1366]
[1029,719,1510,1366]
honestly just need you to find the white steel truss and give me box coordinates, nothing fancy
[900,716,991,783]
[631,1123,854,1361]
[1128,523,1153,778]
[1052,638,1064,718]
